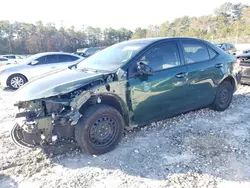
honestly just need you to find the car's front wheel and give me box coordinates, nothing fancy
[8,74,27,90]
[75,104,125,155]
[211,81,233,111]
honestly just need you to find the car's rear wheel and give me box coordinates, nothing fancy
[8,74,27,90]
[75,104,125,155]
[211,81,233,111]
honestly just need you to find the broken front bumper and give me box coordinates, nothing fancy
[11,115,53,148]
[11,111,76,149]
[11,123,42,148]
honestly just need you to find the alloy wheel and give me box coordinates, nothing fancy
[10,76,24,89]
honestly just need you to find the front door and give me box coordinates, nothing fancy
[28,54,59,79]
[127,41,189,124]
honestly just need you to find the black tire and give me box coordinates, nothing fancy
[8,74,27,90]
[75,104,125,155]
[211,81,233,111]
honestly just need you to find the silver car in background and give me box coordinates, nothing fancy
[0,52,82,89]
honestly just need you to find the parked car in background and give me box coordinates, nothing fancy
[11,37,241,155]
[0,52,82,89]
[215,43,237,55]
[243,49,250,54]
[75,47,106,58]
[1,54,25,63]
[0,57,17,66]
[236,52,250,84]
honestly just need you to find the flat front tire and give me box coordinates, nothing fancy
[75,104,125,155]
[211,81,233,111]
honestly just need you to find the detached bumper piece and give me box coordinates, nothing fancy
[11,112,76,151]
[11,123,41,148]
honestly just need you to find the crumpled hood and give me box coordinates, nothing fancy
[13,68,104,102]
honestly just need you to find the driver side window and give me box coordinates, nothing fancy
[139,41,181,71]
[35,56,46,64]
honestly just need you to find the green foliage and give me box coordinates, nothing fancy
[131,2,249,43]
[131,28,147,39]
[0,22,132,54]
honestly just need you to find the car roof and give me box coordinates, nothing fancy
[35,52,81,57]
[124,37,207,45]
[36,52,77,55]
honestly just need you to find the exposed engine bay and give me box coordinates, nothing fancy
[11,73,128,149]
[12,98,75,148]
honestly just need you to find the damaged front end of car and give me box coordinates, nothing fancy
[11,70,129,150]
[12,97,76,148]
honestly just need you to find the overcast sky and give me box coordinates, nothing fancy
[1,0,249,30]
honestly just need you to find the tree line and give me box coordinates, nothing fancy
[132,2,250,42]
[0,2,249,55]
[0,22,133,54]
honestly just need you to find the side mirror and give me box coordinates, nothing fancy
[136,61,154,76]
[31,60,38,65]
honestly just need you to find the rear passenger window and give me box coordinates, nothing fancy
[182,41,210,63]
[207,47,218,59]
[46,55,58,64]
[68,56,79,61]
[58,55,70,62]
[58,55,79,62]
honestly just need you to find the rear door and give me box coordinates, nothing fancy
[56,54,80,68]
[180,39,224,110]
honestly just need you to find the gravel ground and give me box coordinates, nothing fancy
[1,85,250,188]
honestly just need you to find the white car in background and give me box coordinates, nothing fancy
[0,52,83,89]
[1,54,26,63]
[0,57,17,66]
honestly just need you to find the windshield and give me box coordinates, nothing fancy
[76,41,148,71]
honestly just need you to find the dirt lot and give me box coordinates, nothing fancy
[1,85,250,188]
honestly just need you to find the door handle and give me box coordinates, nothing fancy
[175,72,187,78]
[215,63,224,68]
[51,66,56,69]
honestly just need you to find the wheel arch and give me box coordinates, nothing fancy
[7,73,28,86]
[221,75,236,91]
[79,94,130,126]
